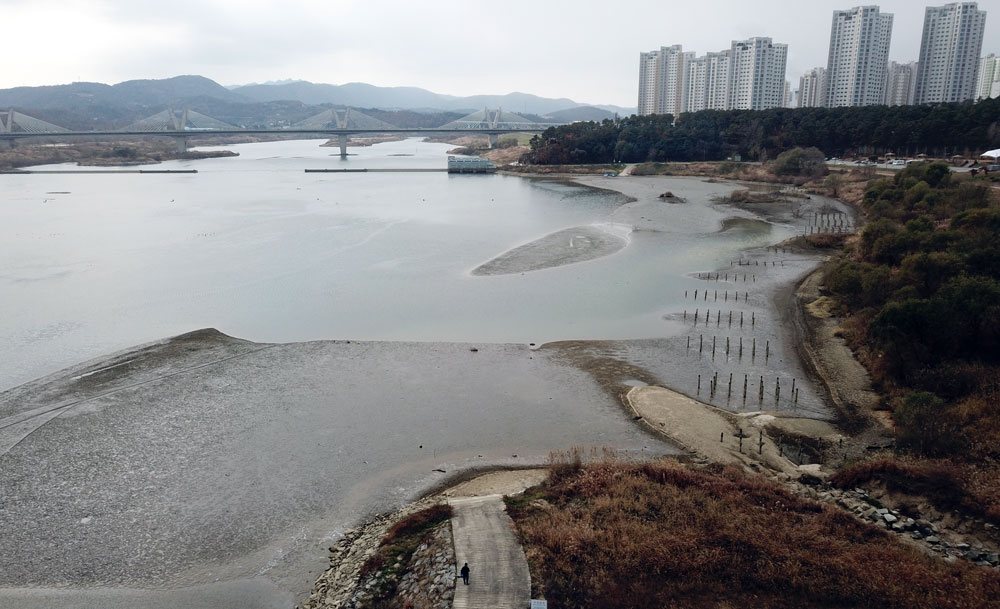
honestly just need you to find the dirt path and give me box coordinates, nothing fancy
[449,495,531,609]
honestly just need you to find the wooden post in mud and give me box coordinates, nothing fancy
[729,310,733,326]
[716,310,721,327]
[740,312,744,328]
[743,374,748,402]
[775,378,781,404]
[759,376,764,402]
[699,335,703,353]
[697,374,701,393]
[687,336,691,349]
[695,290,698,300]
[712,336,716,358]
[759,430,764,454]
[752,337,756,359]
[714,290,718,301]
[726,337,730,356]
[695,309,699,323]
[739,337,743,358]
[752,312,756,327]
[765,340,770,360]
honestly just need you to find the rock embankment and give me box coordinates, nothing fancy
[777,474,999,569]
[301,497,445,609]
[392,524,456,609]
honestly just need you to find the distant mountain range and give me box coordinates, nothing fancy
[0,75,632,130]
[229,79,632,116]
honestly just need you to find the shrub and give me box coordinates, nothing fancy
[893,391,961,456]
[770,147,828,177]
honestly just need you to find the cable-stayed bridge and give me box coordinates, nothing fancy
[0,107,563,157]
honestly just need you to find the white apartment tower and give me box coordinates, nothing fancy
[637,50,661,115]
[884,61,919,105]
[637,45,692,116]
[638,38,787,114]
[825,6,894,107]
[975,54,1000,100]
[685,51,731,113]
[915,2,987,104]
[728,38,789,110]
[798,67,827,107]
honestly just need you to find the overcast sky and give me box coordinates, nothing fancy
[2,0,998,108]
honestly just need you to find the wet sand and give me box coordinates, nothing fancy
[472,225,629,275]
[0,174,858,608]
[0,331,674,608]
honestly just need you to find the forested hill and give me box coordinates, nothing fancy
[525,98,1000,164]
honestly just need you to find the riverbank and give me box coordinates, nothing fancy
[0,140,239,170]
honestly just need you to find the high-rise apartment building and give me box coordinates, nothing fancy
[638,38,787,115]
[637,50,661,115]
[884,61,919,105]
[825,6,894,107]
[914,2,987,104]
[637,45,692,116]
[728,38,789,110]
[685,51,731,113]
[975,54,1000,100]
[798,67,828,107]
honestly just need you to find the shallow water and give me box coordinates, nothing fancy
[0,138,789,390]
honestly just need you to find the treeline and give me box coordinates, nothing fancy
[525,98,1000,164]
[823,163,1000,460]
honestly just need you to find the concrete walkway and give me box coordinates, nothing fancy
[449,495,531,609]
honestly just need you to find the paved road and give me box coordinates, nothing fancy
[450,495,531,609]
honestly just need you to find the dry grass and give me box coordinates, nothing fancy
[832,457,1000,525]
[804,233,849,248]
[506,460,1000,609]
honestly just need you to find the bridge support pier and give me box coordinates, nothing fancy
[172,136,189,154]
[488,133,499,149]
[338,134,348,158]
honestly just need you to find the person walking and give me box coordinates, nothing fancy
[460,562,470,585]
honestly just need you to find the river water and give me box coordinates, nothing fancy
[0,138,816,607]
[0,138,788,391]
